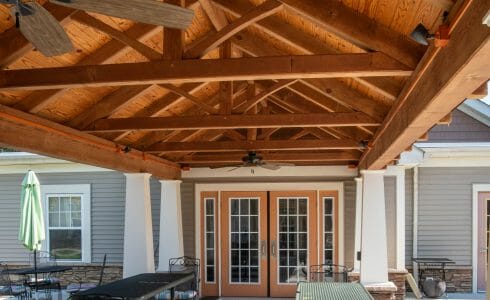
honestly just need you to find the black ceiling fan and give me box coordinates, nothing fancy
[219,151,295,173]
[0,0,194,57]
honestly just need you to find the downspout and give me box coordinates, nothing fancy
[412,166,419,281]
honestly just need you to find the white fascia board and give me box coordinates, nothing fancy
[182,165,358,178]
[0,152,112,173]
[415,142,490,149]
[415,144,490,167]
[457,100,490,127]
[397,146,425,167]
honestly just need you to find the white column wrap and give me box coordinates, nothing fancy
[360,170,389,284]
[157,180,184,271]
[123,173,155,278]
[353,177,363,271]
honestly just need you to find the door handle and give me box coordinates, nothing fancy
[261,240,267,258]
[271,240,276,257]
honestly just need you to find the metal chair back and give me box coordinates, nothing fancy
[309,264,351,283]
[168,256,200,297]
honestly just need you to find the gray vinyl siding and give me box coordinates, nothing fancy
[428,109,490,142]
[416,167,490,265]
[0,171,173,265]
[384,177,396,269]
[405,168,414,266]
[181,182,195,257]
[0,172,128,264]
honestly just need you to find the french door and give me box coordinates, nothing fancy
[220,192,268,297]
[201,190,338,298]
[269,191,318,297]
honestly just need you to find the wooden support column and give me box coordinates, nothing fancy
[219,41,233,115]
[164,0,184,60]
[247,81,258,140]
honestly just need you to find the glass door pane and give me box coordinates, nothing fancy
[269,191,318,298]
[220,191,268,297]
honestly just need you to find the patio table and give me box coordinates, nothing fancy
[413,258,455,282]
[7,265,72,276]
[6,265,72,297]
[72,272,195,300]
[296,282,374,300]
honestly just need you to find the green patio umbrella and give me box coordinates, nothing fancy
[19,170,45,289]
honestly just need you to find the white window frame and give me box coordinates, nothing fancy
[41,184,91,263]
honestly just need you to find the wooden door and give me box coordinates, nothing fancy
[477,192,490,292]
[269,191,318,297]
[220,191,268,297]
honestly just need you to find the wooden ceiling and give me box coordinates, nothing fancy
[0,0,488,178]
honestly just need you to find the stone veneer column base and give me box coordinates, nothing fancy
[364,282,398,300]
[349,269,407,300]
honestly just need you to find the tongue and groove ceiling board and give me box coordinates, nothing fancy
[0,0,487,177]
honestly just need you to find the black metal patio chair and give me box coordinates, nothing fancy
[0,262,29,299]
[309,263,352,283]
[66,254,107,295]
[156,256,200,299]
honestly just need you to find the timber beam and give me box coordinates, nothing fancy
[0,104,181,179]
[146,139,363,153]
[86,112,380,132]
[359,0,490,170]
[0,53,412,91]
[177,151,361,163]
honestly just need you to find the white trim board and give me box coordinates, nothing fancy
[0,152,112,173]
[472,184,490,293]
[40,184,92,263]
[194,182,345,295]
[183,166,357,178]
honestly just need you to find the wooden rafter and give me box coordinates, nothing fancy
[215,0,405,100]
[68,85,154,129]
[268,95,372,141]
[235,79,296,113]
[359,0,490,170]
[184,0,282,58]
[228,29,388,122]
[160,84,219,114]
[0,53,412,91]
[71,12,162,61]
[279,0,425,68]
[13,23,161,113]
[87,112,380,132]
[177,151,360,163]
[146,139,362,153]
[0,104,180,179]
[198,0,228,30]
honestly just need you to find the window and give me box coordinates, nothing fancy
[323,197,334,264]
[41,185,91,263]
[204,198,215,283]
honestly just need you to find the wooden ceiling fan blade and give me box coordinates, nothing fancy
[50,0,194,29]
[259,163,281,171]
[12,2,73,57]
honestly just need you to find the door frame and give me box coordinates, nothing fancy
[473,184,490,293]
[195,182,344,296]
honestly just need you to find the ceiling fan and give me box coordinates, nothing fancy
[0,0,194,57]
[219,151,295,173]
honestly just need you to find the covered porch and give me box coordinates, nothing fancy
[0,0,489,299]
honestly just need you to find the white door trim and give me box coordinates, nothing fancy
[472,184,490,293]
[194,182,344,295]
